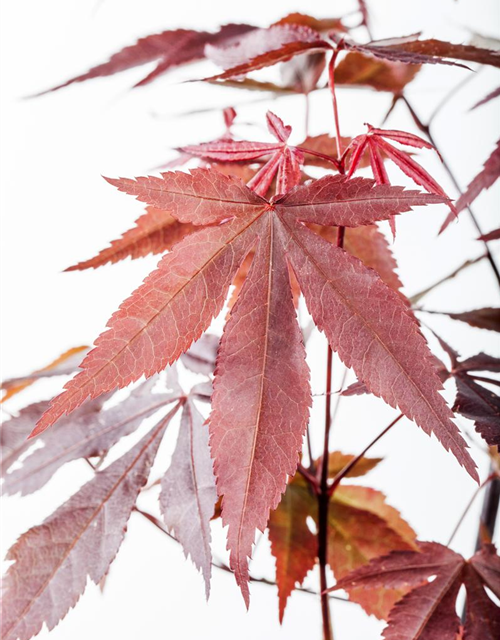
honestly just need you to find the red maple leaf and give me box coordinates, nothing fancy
[343,124,452,235]
[31,167,477,603]
[330,542,500,640]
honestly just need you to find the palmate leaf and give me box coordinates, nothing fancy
[345,124,451,235]
[3,377,179,496]
[65,207,197,271]
[181,111,305,197]
[330,542,500,640]
[160,397,217,598]
[334,52,420,93]
[336,34,500,69]
[478,227,500,242]
[424,307,500,332]
[203,24,330,82]
[434,335,500,447]
[38,24,255,93]
[1,404,180,640]
[441,140,500,231]
[268,458,417,621]
[34,168,477,602]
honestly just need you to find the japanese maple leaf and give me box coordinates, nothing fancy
[181,111,306,196]
[435,335,500,446]
[344,124,452,235]
[203,23,331,82]
[334,33,500,69]
[268,456,416,621]
[478,227,500,242]
[334,52,420,93]
[422,307,500,333]
[160,395,217,597]
[38,24,255,93]
[1,403,181,640]
[330,542,500,640]
[441,139,500,232]
[3,377,179,496]
[65,206,198,271]
[33,168,477,604]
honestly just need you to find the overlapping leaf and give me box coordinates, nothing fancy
[180,334,219,375]
[269,455,416,621]
[40,24,255,93]
[436,336,500,446]
[456,139,500,211]
[268,474,317,621]
[330,542,500,640]
[424,307,500,332]
[1,405,180,640]
[3,378,179,495]
[344,124,451,234]
[336,34,500,69]
[160,397,217,597]
[34,167,477,602]
[478,227,500,242]
[65,207,197,271]
[334,52,420,93]
[204,24,330,82]
[180,111,306,197]
[441,140,500,232]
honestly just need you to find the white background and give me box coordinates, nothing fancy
[1,1,499,639]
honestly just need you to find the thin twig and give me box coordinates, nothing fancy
[428,72,480,126]
[447,472,498,546]
[328,414,404,497]
[328,45,345,160]
[401,96,500,289]
[409,254,487,305]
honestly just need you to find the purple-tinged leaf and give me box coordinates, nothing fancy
[478,227,500,242]
[181,334,220,376]
[331,542,500,640]
[277,219,478,481]
[338,34,500,68]
[1,405,179,640]
[428,307,500,333]
[453,376,500,446]
[39,24,255,93]
[160,398,217,598]
[4,378,178,496]
[65,207,197,271]
[210,215,311,605]
[456,140,500,212]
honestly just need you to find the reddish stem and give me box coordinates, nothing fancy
[316,227,346,640]
[318,344,334,640]
[328,43,344,161]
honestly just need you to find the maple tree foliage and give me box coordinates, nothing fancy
[2,2,500,640]
[330,542,500,639]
